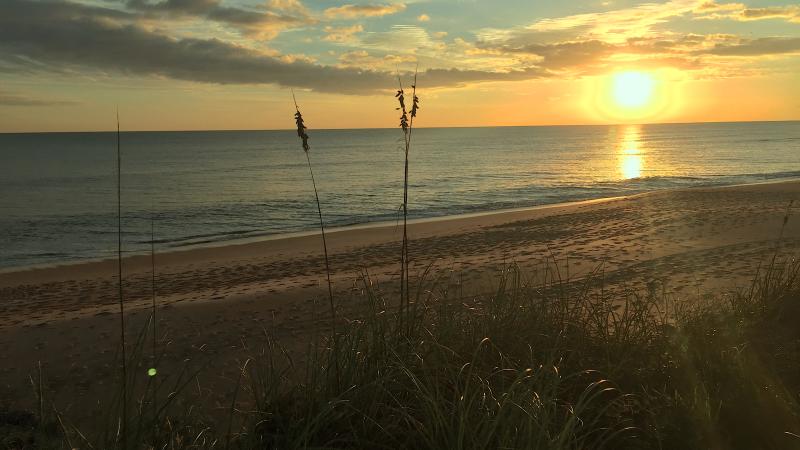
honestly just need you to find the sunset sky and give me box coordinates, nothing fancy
[1,0,799,132]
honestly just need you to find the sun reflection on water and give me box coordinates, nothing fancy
[619,126,643,179]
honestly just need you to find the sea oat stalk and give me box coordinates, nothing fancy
[292,92,340,390]
[395,68,420,327]
[292,92,335,333]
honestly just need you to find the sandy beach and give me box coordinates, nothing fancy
[2,180,799,423]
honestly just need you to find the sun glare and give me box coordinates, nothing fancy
[619,125,643,179]
[612,71,655,109]
[584,69,680,123]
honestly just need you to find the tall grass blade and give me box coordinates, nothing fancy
[395,67,420,332]
[291,91,340,389]
[150,215,158,449]
[115,108,128,449]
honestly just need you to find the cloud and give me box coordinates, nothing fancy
[417,14,430,22]
[471,0,704,76]
[323,24,364,42]
[695,1,743,12]
[0,90,78,106]
[0,0,381,92]
[266,0,310,16]
[422,66,550,87]
[0,0,552,93]
[361,24,444,53]
[702,37,800,56]
[338,49,416,69]
[495,39,616,69]
[470,0,800,78]
[740,6,800,22]
[127,0,313,38]
[516,0,699,41]
[474,27,798,77]
[693,2,800,23]
[477,35,711,75]
[7,0,794,98]
[324,3,406,19]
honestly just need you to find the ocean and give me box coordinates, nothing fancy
[1,121,799,270]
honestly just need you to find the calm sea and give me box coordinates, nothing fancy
[1,121,799,269]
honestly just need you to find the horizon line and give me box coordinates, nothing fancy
[1,118,798,135]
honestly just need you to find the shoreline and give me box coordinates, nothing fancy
[4,176,799,278]
[0,194,627,277]
[1,179,799,421]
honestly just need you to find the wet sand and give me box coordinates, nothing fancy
[1,180,799,422]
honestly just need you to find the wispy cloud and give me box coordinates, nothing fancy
[266,0,311,16]
[516,0,699,41]
[323,24,364,42]
[694,2,800,23]
[337,49,416,68]
[324,3,406,19]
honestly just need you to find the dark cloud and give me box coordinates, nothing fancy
[0,0,552,93]
[0,0,386,92]
[126,0,311,36]
[127,0,216,14]
[495,39,616,69]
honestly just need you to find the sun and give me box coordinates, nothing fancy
[584,68,683,123]
[612,71,655,109]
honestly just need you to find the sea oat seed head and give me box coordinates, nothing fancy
[294,110,310,152]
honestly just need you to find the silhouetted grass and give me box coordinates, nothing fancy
[115,109,128,448]
[395,69,421,330]
[14,253,798,449]
[292,92,335,334]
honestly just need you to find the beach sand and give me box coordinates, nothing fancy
[1,181,799,424]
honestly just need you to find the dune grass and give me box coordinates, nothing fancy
[7,254,800,449]
[395,71,420,328]
[115,109,129,449]
[292,92,335,335]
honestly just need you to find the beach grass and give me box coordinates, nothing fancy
[395,71,420,328]
[7,253,800,449]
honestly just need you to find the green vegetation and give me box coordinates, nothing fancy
[5,255,800,449]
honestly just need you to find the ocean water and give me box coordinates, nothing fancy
[1,121,799,270]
